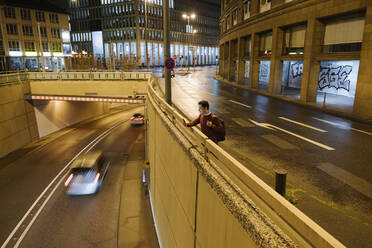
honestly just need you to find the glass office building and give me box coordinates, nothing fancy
[69,0,220,67]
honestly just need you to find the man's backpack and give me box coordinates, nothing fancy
[209,114,225,142]
[217,119,226,142]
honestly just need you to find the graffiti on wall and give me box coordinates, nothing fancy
[318,61,359,97]
[282,61,303,89]
[259,61,270,85]
[291,62,303,78]
[318,65,352,92]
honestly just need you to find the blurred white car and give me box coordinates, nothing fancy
[131,113,144,126]
[65,151,109,195]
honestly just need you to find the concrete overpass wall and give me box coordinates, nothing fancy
[28,72,150,97]
[33,101,111,137]
[147,86,293,248]
[0,71,149,158]
[27,72,149,138]
[29,80,148,98]
[146,78,345,248]
[0,75,39,158]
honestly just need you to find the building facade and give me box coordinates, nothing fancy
[69,0,220,68]
[0,0,72,72]
[219,0,372,120]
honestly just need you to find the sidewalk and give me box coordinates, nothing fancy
[214,75,372,125]
[117,133,159,248]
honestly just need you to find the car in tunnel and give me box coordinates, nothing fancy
[65,151,109,195]
[131,113,144,126]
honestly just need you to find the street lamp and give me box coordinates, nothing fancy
[182,13,196,71]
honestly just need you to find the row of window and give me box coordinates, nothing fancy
[3,7,59,23]
[5,24,60,38]
[70,4,214,27]
[102,17,137,29]
[70,28,215,48]
[8,40,62,52]
[101,16,213,35]
[222,0,273,33]
[223,17,364,58]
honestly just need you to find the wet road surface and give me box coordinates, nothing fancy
[160,67,372,248]
[0,106,157,248]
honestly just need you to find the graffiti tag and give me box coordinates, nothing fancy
[260,63,269,77]
[318,65,352,92]
[291,62,303,78]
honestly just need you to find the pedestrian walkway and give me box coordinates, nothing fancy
[118,134,159,248]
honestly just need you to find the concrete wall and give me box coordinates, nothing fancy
[148,98,197,248]
[0,82,39,158]
[30,80,148,97]
[33,100,111,137]
[147,92,296,248]
[147,78,345,248]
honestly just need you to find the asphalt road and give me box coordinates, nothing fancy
[0,106,149,248]
[162,67,372,248]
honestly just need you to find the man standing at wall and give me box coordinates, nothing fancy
[183,100,224,143]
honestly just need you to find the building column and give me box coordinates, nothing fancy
[237,37,245,84]
[249,33,260,89]
[224,43,229,78]
[269,26,284,94]
[135,5,141,67]
[151,42,153,67]
[158,42,161,66]
[218,44,224,77]
[228,40,235,81]
[300,17,325,102]
[354,3,372,119]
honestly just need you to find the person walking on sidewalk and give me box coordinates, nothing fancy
[183,100,224,144]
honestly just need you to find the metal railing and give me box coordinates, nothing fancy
[0,71,151,85]
[0,73,28,85]
[147,76,345,248]
[27,71,152,80]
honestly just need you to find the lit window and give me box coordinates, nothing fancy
[4,8,16,18]
[24,41,36,52]
[6,24,18,35]
[8,40,20,51]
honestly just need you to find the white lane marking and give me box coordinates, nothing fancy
[1,118,129,248]
[14,173,67,248]
[215,108,230,115]
[279,117,327,133]
[268,124,335,151]
[318,163,372,199]
[248,118,275,131]
[232,118,255,128]
[313,117,372,136]
[262,134,298,150]
[229,100,252,109]
[248,119,335,151]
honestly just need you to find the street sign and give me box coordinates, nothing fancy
[173,55,177,60]
[165,57,175,70]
